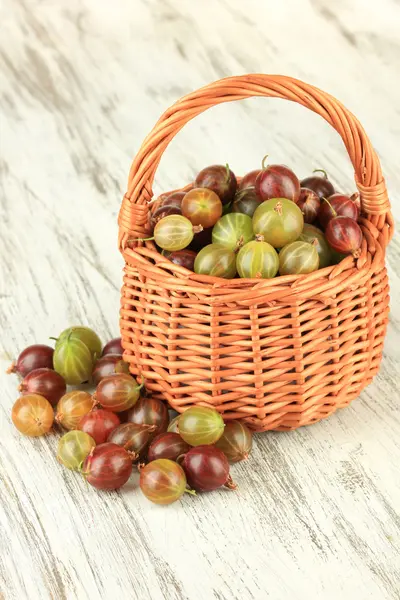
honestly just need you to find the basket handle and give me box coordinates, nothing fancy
[119,74,393,249]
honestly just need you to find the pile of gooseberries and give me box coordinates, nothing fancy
[142,161,363,277]
[8,327,254,504]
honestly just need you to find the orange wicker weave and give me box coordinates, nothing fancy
[118,74,393,432]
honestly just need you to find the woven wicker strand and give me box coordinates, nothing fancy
[118,74,392,431]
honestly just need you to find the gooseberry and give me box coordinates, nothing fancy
[92,354,130,385]
[19,368,66,406]
[239,169,262,190]
[279,241,319,275]
[194,244,237,279]
[232,188,260,217]
[298,224,332,269]
[108,422,156,456]
[215,421,253,463]
[256,163,300,202]
[212,213,254,252]
[149,205,182,232]
[147,432,190,462]
[55,391,94,430]
[182,188,222,228]
[182,445,236,492]
[296,187,320,223]
[95,374,141,412]
[7,344,54,377]
[12,394,54,437]
[236,240,279,279]
[325,217,363,257]
[55,326,102,360]
[195,164,237,205]
[78,409,120,444]
[102,337,123,356]
[126,397,169,437]
[140,459,191,505]
[154,215,202,251]
[318,194,360,230]
[300,169,335,200]
[178,406,224,446]
[53,336,93,385]
[166,249,197,271]
[253,198,303,248]
[57,431,96,471]
[189,226,213,251]
[83,443,133,490]
[167,415,180,433]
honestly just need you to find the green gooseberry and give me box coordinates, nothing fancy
[53,337,93,385]
[56,326,102,360]
[236,240,279,279]
[279,241,319,275]
[178,406,225,446]
[57,430,96,471]
[252,198,303,248]
[194,244,237,279]
[298,224,332,268]
[212,213,254,252]
[154,215,200,251]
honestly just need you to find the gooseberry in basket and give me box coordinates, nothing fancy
[165,249,197,271]
[178,406,224,446]
[296,188,320,224]
[7,344,54,377]
[239,169,262,190]
[53,337,93,385]
[83,443,133,490]
[232,188,260,217]
[195,164,237,205]
[212,213,254,252]
[194,244,237,278]
[54,326,102,360]
[298,224,332,269]
[325,216,363,257]
[300,169,335,199]
[147,432,191,462]
[181,445,236,492]
[19,368,66,406]
[126,397,169,438]
[149,204,182,232]
[279,241,319,275]
[236,239,279,279]
[102,337,123,356]
[95,374,142,413]
[318,193,359,230]
[140,459,192,505]
[167,414,180,433]
[215,421,253,463]
[255,161,300,202]
[181,188,222,228]
[153,215,202,251]
[57,431,96,471]
[108,422,156,457]
[55,391,94,430]
[253,198,303,248]
[78,409,121,444]
[12,394,54,437]
[92,354,130,385]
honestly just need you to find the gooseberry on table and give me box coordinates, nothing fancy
[95,374,142,412]
[107,422,156,457]
[255,162,300,202]
[212,213,254,252]
[178,406,224,446]
[181,445,236,492]
[7,344,54,377]
[325,216,363,257]
[236,239,279,279]
[92,354,130,385]
[181,188,222,228]
[126,397,169,437]
[194,244,237,279]
[12,394,54,437]
[298,224,332,269]
[195,164,237,205]
[18,368,66,406]
[78,409,121,444]
[318,193,360,230]
[57,430,96,471]
[215,421,253,463]
[252,198,303,248]
[139,459,192,505]
[55,326,102,360]
[147,432,190,462]
[83,443,133,490]
[300,169,335,199]
[278,241,320,275]
[55,391,94,430]
[153,215,202,251]
[53,336,93,385]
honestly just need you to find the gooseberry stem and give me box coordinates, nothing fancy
[224,475,238,490]
[49,336,58,342]
[6,362,16,374]
[184,488,197,496]
[261,154,269,169]
[322,196,337,217]
[225,163,231,184]
[274,201,283,217]
[128,236,155,243]
[193,225,203,234]
[255,233,264,242]
[313,168,328,179]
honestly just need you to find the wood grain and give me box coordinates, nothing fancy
[0,1,399,599]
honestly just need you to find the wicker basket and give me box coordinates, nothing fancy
[118,74,393,432]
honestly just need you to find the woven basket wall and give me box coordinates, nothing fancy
[118,74,393,432]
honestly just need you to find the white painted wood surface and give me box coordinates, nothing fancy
[1,1,399,598]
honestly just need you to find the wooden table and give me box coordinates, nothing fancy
[1,1,399,598]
